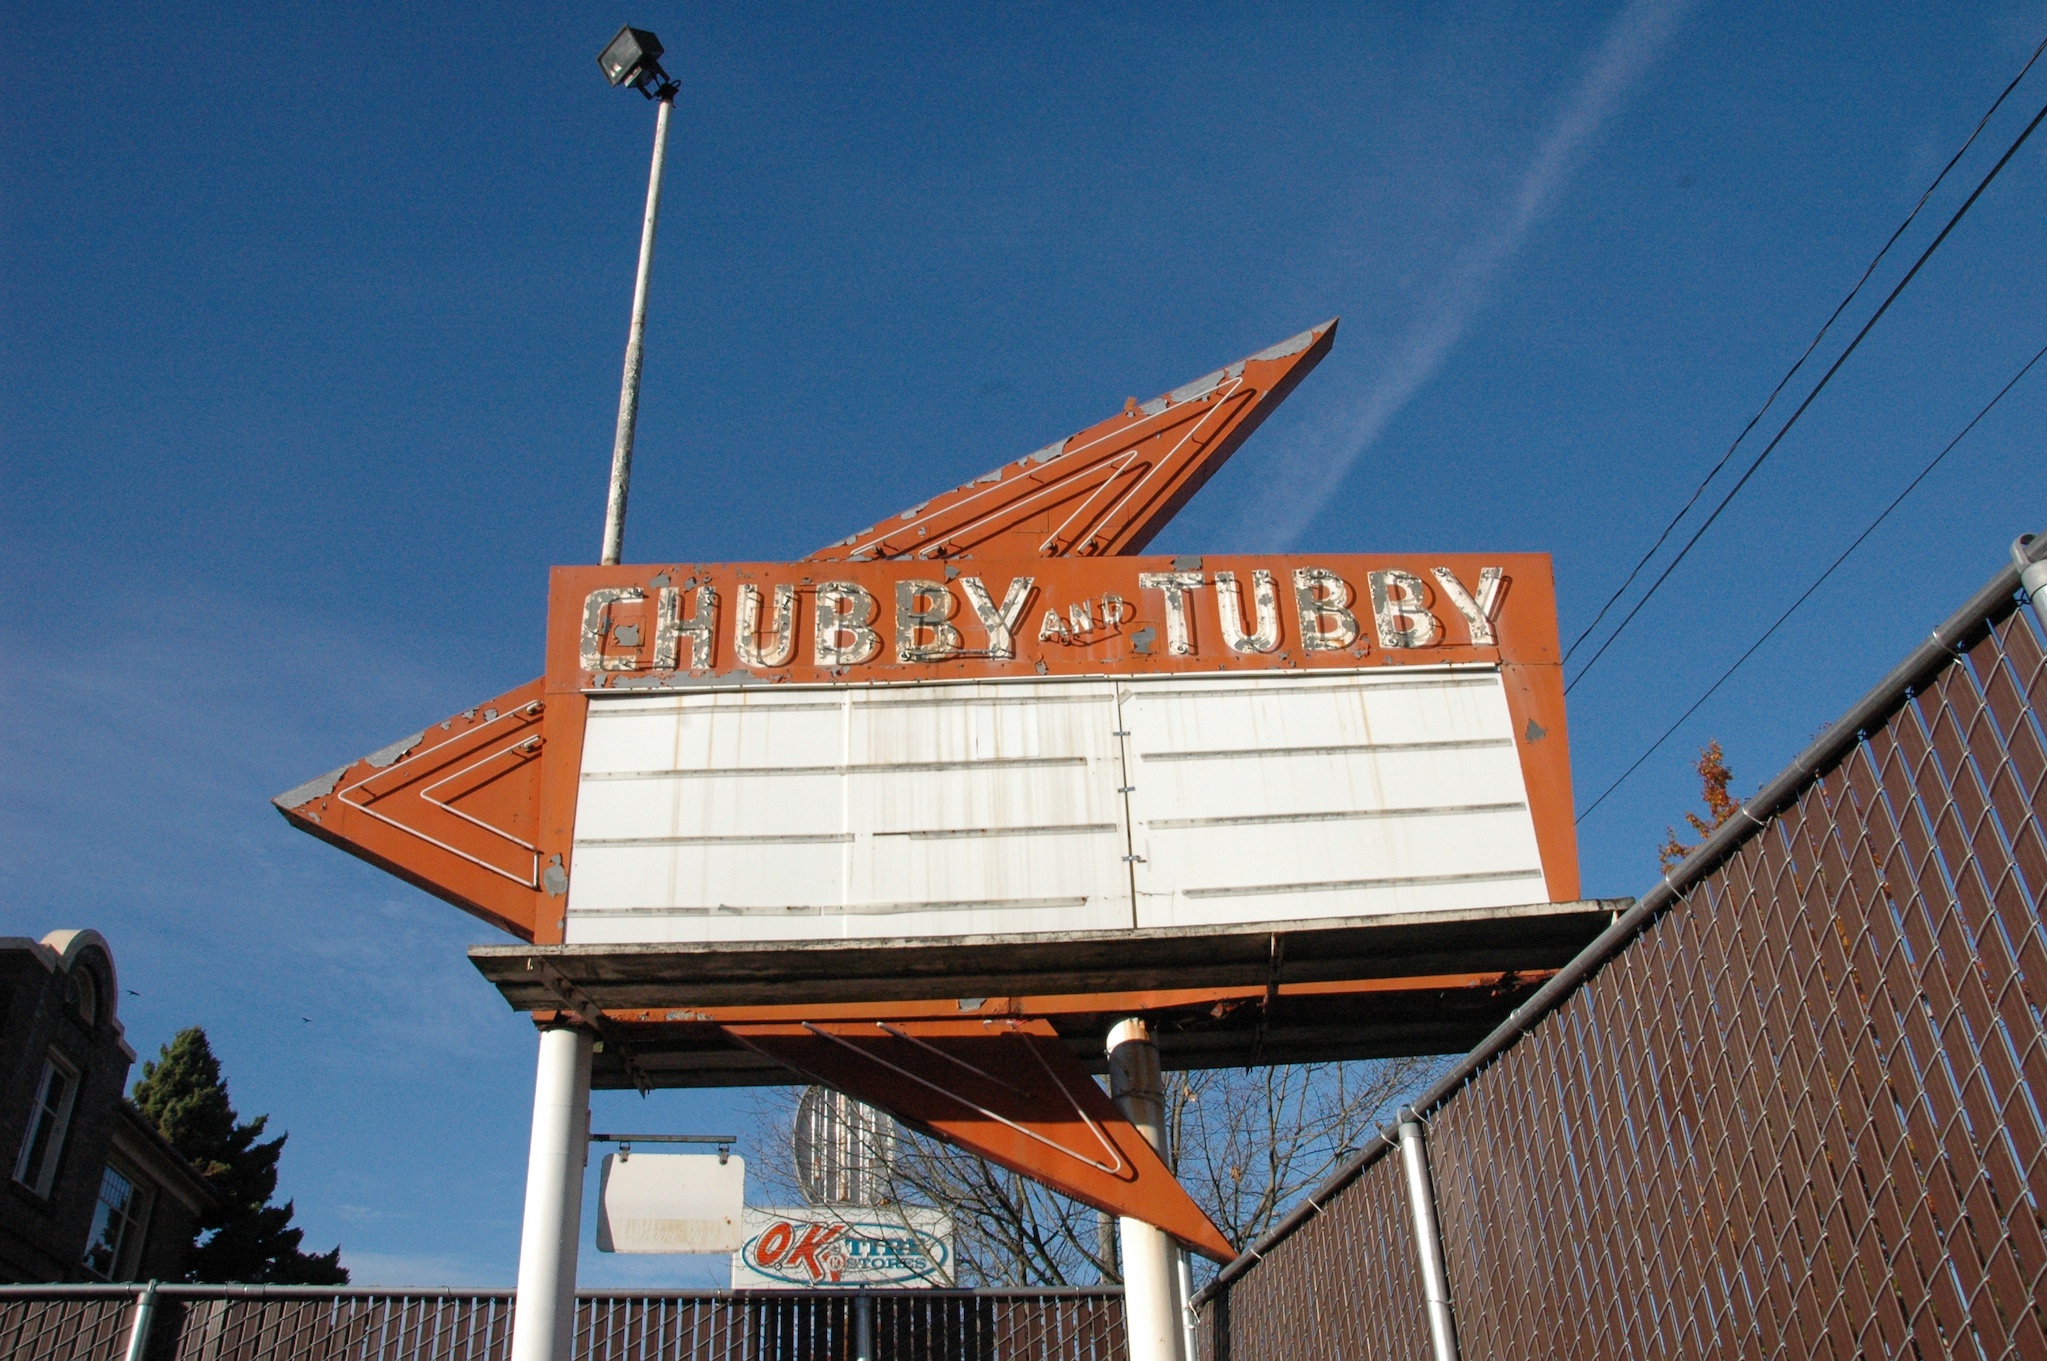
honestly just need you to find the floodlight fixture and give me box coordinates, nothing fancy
[598,24,674,98]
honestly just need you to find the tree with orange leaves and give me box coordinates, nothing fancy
[1659,740,1738,872]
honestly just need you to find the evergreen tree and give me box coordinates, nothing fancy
[131,1027,348,1284]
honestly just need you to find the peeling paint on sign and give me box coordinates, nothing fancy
[1213,570,1281,654]
[958,576,1034,660]
[1433,566,1505,646]
[582,587,647,673]
[1292,568,1360,653]
[895,580,962,663]
[736,584,798,668]
[1368,570,1443,649]
[273,766,347,810]
[1136,572,1204,656]
[655,584,717,672]
[814,584,882,666]
[364,732,425,768]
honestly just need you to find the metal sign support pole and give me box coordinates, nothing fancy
[1106,1019,1188,1361]
[600,87,676,568]
[121,1280,158,1361]
[1398,1114,1460,1361]
[510,1025,595,1361]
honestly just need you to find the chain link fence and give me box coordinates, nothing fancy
[1199,539,2047,1359]
[0,1286,1125,1361]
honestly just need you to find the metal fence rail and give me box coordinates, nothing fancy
[1198,533,2047,1360]
[0,1286,1125,1361]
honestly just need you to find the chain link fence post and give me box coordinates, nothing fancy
[1398,1115,1458,1361]
[121,1281,158,1361]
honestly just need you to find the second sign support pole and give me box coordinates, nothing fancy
[510,1024,595,1361]
[1107,1019,1189,1361]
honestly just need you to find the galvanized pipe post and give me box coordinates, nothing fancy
[600,86,677,567]
[1174,1244,1198,1361]
[2014,533,2047,619]
[1106,1019,1188,1361]
[852,1291,875,1361]
[510,1025,595,1361]
[1397,1114,1459,1361]
[122,1280,159,1361]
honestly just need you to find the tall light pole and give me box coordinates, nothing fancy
[507,39,680,1361]
[595,24,680,567]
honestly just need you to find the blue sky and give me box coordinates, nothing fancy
[5,1,2045,1286]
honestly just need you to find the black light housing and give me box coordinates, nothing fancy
[598,25,669,95]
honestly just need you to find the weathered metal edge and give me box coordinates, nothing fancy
[473,899,1615,966]
[470,900,1623,1000]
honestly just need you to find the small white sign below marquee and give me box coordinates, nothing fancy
[595,1153,746,1254]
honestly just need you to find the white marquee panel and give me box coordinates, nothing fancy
[568,681,1131,943]
[1119,671,1545,928]
[565,668,1548,944]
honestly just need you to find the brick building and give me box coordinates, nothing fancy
[0,930,215,1282]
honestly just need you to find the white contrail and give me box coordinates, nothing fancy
[1259,0,1696,546]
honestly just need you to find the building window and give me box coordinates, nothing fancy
[73,970,98,1029]
[13,1053,80,1198]
[82,1165,145,1280]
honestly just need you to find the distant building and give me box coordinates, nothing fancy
[0,930,216,1282]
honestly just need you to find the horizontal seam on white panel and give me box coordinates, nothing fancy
[575,832,855,847]
[847,694,1115,710]
[1145,803,1526,830]
[1117,677,1497,701]
[1181,868,1546,899]
[872,824,1119,840]
[584,756,1090,780]
[587,700,847,715]
[570,896,1092,917]
[1140,738,1512,761]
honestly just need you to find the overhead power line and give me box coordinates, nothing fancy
[1566,87,2047,695]
[1562,34,2047,681]
[1575,334,2047,825]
